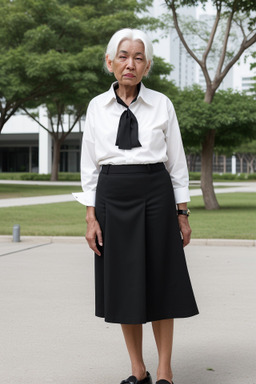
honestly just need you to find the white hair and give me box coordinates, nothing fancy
[105,28,153,72]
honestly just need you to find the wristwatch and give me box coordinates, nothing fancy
[177,209,190,217]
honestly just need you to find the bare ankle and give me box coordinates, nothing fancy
[157,367,173,382]
[132,363,147,381]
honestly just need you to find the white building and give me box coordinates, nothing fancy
[0,108,83,174]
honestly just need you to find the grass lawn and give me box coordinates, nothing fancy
[189,193,256,239]
[0,192,255,239]
[0,202,86,237]
[0,184,82,199]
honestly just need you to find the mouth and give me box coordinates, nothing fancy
[123,74,135,78]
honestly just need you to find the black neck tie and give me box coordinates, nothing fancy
[114,84,142,150]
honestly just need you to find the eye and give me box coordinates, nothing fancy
[135,57,143,61]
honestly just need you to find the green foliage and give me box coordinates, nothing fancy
[170,85,256,153]
[189,172,256,180]
[0,172,80,181]
[170,85,211,147]
[141,56,177,94]
[1,171,255,182]
[212,91,256,148]
[233,140,256,154]
[0,0,160,131]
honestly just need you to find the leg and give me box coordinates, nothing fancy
[121,324,147,381]
[152,319,174,383]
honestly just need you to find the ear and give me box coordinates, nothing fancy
[106,55,114,73]
[144,60,151,77]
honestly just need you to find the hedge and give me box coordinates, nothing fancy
[0,172,255,182]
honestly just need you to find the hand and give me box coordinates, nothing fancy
[178,215,192,247]
[85,216,103,256]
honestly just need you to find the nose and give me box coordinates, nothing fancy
[126,57,135,69]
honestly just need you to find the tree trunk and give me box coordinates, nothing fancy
[51,138,62,181]
[200,88,220,209]
[0,112,5,133]
[237,154,243,172]
[223,155,226,173]
[201,129,220,210]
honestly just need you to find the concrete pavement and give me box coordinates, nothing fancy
[0,236,256,384]
[0,180,81,207]
[0,193,75,208]
[189,181,256,197]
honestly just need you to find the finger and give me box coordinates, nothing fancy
[182,233,191,247]
[90,240,101,256]
[85,235,101,256]
[96,229,103,247]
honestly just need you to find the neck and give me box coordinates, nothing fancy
[116,84,138,106]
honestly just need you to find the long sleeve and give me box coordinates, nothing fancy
[72,102,100,207]
[164,102,190,204]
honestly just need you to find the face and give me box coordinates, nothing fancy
[106,39,151,87]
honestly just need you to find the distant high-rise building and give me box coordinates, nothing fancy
[169,26,197,89]
[151,0,254,91]
[150,1,198,88]
[241,76,255,95]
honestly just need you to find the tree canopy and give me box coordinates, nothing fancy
[0,0,158,133]
[164,0,256,209]
[170,85,256,153]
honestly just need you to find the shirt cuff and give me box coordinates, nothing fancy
[173,187,190,204]
[72,192,96,207]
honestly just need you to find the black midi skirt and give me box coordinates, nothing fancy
[94,163,199,324]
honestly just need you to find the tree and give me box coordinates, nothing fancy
[0,0,71,131]
[164,0,256,209]
[1,0,165,180]
[234,140,256,173]
[0,0,157,134]
[23,104,85,181]
[169,84,256,172]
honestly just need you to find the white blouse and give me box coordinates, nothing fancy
[73,82,190,207]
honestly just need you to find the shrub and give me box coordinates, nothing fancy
[0,172,255,182]
[0,172,80,181]
[189,172,256,181]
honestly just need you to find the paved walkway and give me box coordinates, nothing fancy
[189,181,256,197]
[0,236,255,384]
[0,181,256,208]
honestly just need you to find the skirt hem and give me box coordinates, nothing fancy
[95,310,199,325]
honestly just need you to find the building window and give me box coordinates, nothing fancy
[0,147,38,172]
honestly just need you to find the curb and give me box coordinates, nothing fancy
[190,238,256,247]
[0,235,255,247]
[0,235,85,244]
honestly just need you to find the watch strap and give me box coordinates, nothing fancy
[177,209,190,216]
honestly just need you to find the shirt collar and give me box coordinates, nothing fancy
[102,81,154,107]
[137,82,154,106]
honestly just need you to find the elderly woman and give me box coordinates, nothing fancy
[74,28,198,384]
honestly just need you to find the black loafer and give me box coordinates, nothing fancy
[121,371,152,384]
[156,380,174,384]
